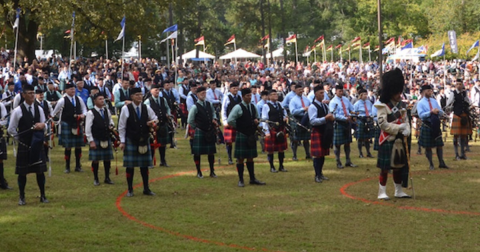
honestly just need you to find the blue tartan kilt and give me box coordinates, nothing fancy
[123,137,152,168]
[59,121,85,148]
[418,124,444,148]
[289,120,311,141]
[310,128,330,157]
[333,122,352,146]
[373,126,381,151]
[355,119,374,140]
[234,132,258,159]
[89,139,114,161]
[192,128,217,155]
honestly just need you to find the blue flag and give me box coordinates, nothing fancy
[466,40,479,55]
[431,43,445,57]
[163,24,177,34]
[401,42,413,50]
[114,17,126,42]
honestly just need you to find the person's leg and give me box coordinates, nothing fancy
[64,148,71,173]
[92,161,100,185]
[207,154,216,177]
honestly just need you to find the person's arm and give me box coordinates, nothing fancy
[187,105,198,128]
[221,95,230,126]
[7,107,19,139]
[376,104,405,136]
[146,105,158,122]
[114,89,125,108]
[118,106,129,144]
[289,98,304,116]
[87,97,94,110]
[226,105,242,128]
[79,98,88,115]
[261,104,271,135]
[52,97,65,118]
[309,103,326,126]
[0,103,7,126]
[85,111,95,143]
[446,92,455,108]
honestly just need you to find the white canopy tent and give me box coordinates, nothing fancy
[262,47,289,59]
[387,48,426,63]
[219,48,261,60]
[179,49,215,60]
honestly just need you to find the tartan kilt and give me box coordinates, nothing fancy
[89,139,114,161]
[377,140,398,171]
[450,114,472,136]
[333,122,352,146]
[191,128,217,155]
[155,124,171,146]
[418,124,444,148]
[123,137,152,168]
[289,120,311,141]
[373,126,381,151]
[224,126,237,143]
[355,119,374,140]
[264,128,288,153]
[15,142,47,175]
[59,121,85,148]
[234,132,258,159]
[186,124,196,139]
[0,137,6,160]
[310,128,330,157]
[414,119,421,138]
[179,103,188,118]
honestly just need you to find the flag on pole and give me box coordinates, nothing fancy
[195,36,205,46]
[430,43,445,57]
[384,37,395,49]
[363,42,370,49]
[401,42,413,50]
[351,37,361,43]
[160,31,177,43]
[162,24,177,34]
[260,34,269,41]
[466,40,479,55]
[225,35,235,46]
[13,8,20,29]
[286,34,297,44]
[352,42,361,50]
[374,46,379,52]
[314,35,324,44]
[64,30,71,39]
[114,16,126,42]
[335,44,342,49]
[345,46,351,52]
[326,45,333,51]
[264,40,270,49]
[382,48,389,55]
[418,45,428,54]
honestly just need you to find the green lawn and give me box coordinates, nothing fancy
[1,130,480,252]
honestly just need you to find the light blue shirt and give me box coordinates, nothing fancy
[308,90,330,103]
[281,91,296,108]
[206,88,223,105]
[289,95,311,117]
[308,99,328,126]
[329,95,354,121]
[371,100,381,122]
[186,92,198,111]
[114,88,130,109]
[417,96,444,121]
[353,99,373,117]
[159,88,180,103]
[257,99,268,116]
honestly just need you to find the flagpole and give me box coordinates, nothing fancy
[331,48,333,62]
[171,40,174,68]
[349,49,351,62]
[69,12,74,62]
[203,44,206,66]
[368,47,371,62]
[166,33,170,66]
[175,36,178,87]
[13,23,19,69]
[105,39,108,59]
[121,23,125,83]
[360,44,362,63]
[234,40,237,65]
[314,48,316,63]
[295,40,298,65]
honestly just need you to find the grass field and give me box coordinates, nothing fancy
[1,128,480,252]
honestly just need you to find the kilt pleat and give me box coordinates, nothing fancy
[310,128,330,157]
[355,119,374,140]
[15,143,47,175]
[191,128,217,155]
[333,122,352,146]
[155,124,171,146]
[450,114,472,136]
[289,120,310,141]
[224,126,237,143]
[58,121,85,148]
[373,126,380,151]
[234,132,258,159]
[418,124,444,148]
[123,137,152,168]
[264,128,288,153]
[89,139,114,161]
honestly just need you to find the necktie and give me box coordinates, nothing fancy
[100,109,105,119]
[300,97,306,108]
[213,90,217,100]
[428,98,433,110]
[136,106,140,119]
[124,90,127,97]
[254,95,258,104]
[364,101,369,117]
[340,98,348,117]
[71,97,75,107]
[28,106,33,117]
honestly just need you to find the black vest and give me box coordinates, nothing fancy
[18,103,41,143]
[46,91,60,102]
[98,86,108,98]
[119,88,131,102]
[61,96,82,124]
[148,96,168,124]
[162,90,176,109]
[180,85,189,103]
[125,104,149,145]
[91,109,110,141]
[194,101,214,132]
[453,91,467,116]
[227,94,241,117]
[236,103,257,136]
[311,102,329,131]
[439,94,447,109]
[267,102,285,127]
[36,100,50,120]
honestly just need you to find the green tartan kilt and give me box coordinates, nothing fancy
[155,124,171,146]
[289,120,310,141]
[355,119,374,140]
[333,122,352,146]
[373,126,380,151]
[418,124,444,148]
[89,139,114,161]
[377,138,407,171]
[59,121,85,148]
[234,132,258,159]
[192,128,217,155]
[123,137,152,168]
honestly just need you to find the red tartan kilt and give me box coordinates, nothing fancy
[264,128,288,152]
[450,114,472,136]
[187,124,195,139]
[179,103,188,117]
[224,126,237,143]
[310,128,330,157]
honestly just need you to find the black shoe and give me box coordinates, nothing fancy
[429,165,434,170]
[93,179,100,186]
[460,155,468,160]
[74,167,83,172]
[345,162,358,168]
[292,156,298,161]
[104,178,114,184]
[305,155,312,160]
[238,180,245,187]
[337,162,344,169]
[315,176,322,183]
[439,163,449,169]
[228,159,233,165]
[197,172,203,179]
[170,145,175,149]
[366,153,374,158]
[270,167,278,173]
[143,190,155,196]
[278,166,288,172]
[416,151,422,155]
[466,147,471,152]
[64,169,70,174]
[249,179,266,185]
[160,162,169,167]
[126,190,134,197]
[455,155,461,161]
[210,172,217,178]
[359,154,364,158]
[0,181,12,190]
[18,197,26,206]
[319,175,329,181]
[40,196,49,203]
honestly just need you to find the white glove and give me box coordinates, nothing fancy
[398,123,408,132]
[401,126,410,137]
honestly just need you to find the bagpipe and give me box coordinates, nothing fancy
[148,121,162,165]
[0,94,15,103]
[260,119,287,144]
[356,115,375,135]
[214,121,225,145]
[72,114,85,136]
[109,126,121,175]
[287,114,311,132]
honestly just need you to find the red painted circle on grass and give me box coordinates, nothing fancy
[340,169,480,216]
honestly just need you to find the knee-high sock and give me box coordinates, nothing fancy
[194,155,201,174]
[379,170,388,186]
[453,136,459,156]
[126,168,134,191]
[278,152,285,167]
[208,154,215,172]
[44,147,49,162]
[18,175,27,198]
[92,162,99,181]
[0,163,5,184]
[436,147,445,164]
[74,147,82,167]
[36,173,46,196]
[365,141,371,155]
[189,139,193,151]
[460,137,466,157]
[344,144,352,163]
[392,169,402,184]
[246,161,255,181]
[159,147,166,163]
[303,140,311,156]
[318,156,325,175]
[236,163,244,182]
[401,166,409,188]
[226,145,233,160]
[425,148,434,166]
[357,141,363,156]
[417,144,422,153]
[140,167,149,191]
[267,154,274,168]
[291,142,298,158]
[64,149,71,169]
[104,161,111,179]
[313,158,320,177]
[334,145,341,162]
[260,138,265,152]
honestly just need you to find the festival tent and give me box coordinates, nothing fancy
[179,49,215,60]
[219,48,261,59]
[263,47,289,58]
